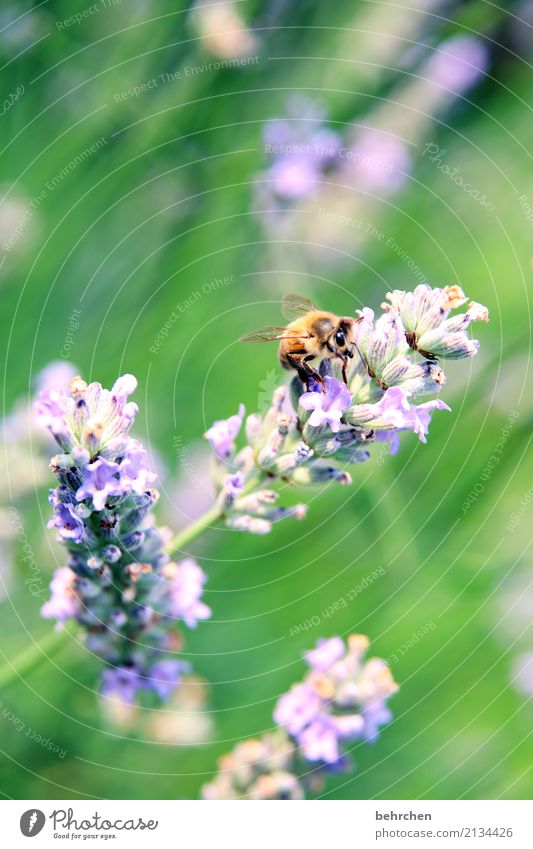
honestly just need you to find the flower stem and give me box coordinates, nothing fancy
[0,626,71,691]
[166,504,222,557]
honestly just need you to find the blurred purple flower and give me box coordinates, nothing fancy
[146,659,189,700]
[350,130,411,193]
[35,361,78,395]
[41,567,80,625]
[362,702,393,742]
[35,373,139,457]
[425,35,489,94]
[274,683,323,737]
[162,558,212,628]
[101,666,142,704]
[263,107,342,200]
[274,635,398,766]
[305,637,345,672]
[375,430,401,456]
[37,373,207,706]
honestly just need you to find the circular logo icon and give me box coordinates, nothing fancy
[20,810,46,837]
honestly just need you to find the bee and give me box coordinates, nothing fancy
[240,294,360,390]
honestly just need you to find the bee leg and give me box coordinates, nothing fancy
[341,357,349,385]
[286,353,325,392]
[286,353,312,387]
[302,356,326,392]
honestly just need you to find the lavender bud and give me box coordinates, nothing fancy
[226,514,272,534]
[273,442,314,475]
[74,502,92,520]
[258,415,291,467]
[292,466,352,486]
[120,530,145,551]
[235,490,278,512]
[245,413,264,448]
[344,404,378,426]
[263,386,288,433]
[109,609,128,628]
[102,544,122,564]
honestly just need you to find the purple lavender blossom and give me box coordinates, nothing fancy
[205,404,245,459]
[47,495,85,542]
[269,157,322,200]
[201,286,486,533]
[111,374,138,404]
[75,457,123,511]
[299,377,352,433]
[362,702,393,743]
[119,442,157,495]
[368,387,451,443]
[35,374,139,458]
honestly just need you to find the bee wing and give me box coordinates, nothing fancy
[239,326,310,343]
[281,293,319,319]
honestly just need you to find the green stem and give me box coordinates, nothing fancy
[166,504,222,557]
[0,626,71,691]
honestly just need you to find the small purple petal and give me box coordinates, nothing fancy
[299,377,352,433]
[76,457,123,511]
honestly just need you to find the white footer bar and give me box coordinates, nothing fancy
[3,799,532,848]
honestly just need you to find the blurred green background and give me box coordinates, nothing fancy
[0,0,532,800]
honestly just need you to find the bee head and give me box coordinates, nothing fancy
[332,318,357,357]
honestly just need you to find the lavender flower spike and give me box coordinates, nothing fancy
[202,284,487,533]
[274,635,398,765]
[37,374,211,704]
[202,635,398,799]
